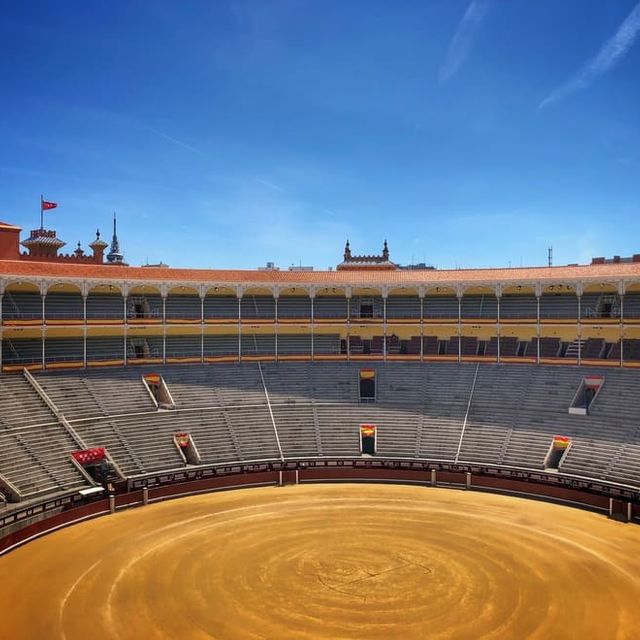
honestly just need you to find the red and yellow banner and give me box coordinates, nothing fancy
[360,368,376,380]
[144,373,161,385]
[175,432,190,448]
[72,447,106,465]
[553,435,570,449]
[360,424,376,437]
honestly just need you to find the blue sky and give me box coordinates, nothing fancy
[1,1,639,270]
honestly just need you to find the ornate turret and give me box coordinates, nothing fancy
[337,240,397,271]
[106,213,125,265]
[20,228,66,259]
[89,229,108,263]
[74,241,85,258]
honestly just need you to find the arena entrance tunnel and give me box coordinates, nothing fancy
[1,458,639,556]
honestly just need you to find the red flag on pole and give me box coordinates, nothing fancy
[41,200,58,211]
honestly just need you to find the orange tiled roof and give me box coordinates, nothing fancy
[0,258,639,285]
[0,221,21,230]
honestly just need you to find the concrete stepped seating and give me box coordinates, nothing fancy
[539,295,577,318]
[386,296,421,319]
[166,335,201,359]
[86,294,123,319]
[241,334,275,356]
[36,368,156,420]
[45,293,83,320]
[314,334,341,355]
[623,293,640,319]
[424,296,458,319]
[45,338,84,364]
[461,295,497,319]
[2,292,42,320]
[204,296,238,320]
[87,337,124,361]
[158,364,266,408]
[3,361,640,498]
[499,295,537,318]
[539,338,561,358]
[313,297,348,319]
[582,339,605,359]
[484,337,519,357]
[278,335,312,355]
[166,295,201,320]
[203,335,238,357]
[2,338,41,365]
[74,412,185,475]
[0,376,88,499]
[241,296,276,320]
[277,296,311,319]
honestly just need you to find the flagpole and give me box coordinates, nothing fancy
[40,194,43,230]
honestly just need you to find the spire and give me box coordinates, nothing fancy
[344,239,351,261]
[106,212,124,264]
[382,239,389,261]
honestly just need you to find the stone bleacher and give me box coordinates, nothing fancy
[1,361,640,506]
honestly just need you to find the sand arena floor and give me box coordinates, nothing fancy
[1,484,640,639]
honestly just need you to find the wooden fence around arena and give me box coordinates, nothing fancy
[1,459,638,555]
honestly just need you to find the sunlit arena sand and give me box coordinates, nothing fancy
[1,484,640,639]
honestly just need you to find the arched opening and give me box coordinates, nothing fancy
[3,281,42,325]
[166,285,201,323]
[241,287,275,322]
[45,282,83,324]
[278,287,311,321]
[87,284,123,323]
[204,286,238,322]
[127,285,162,323]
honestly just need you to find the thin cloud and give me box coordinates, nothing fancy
[145,126,205,156]
[256,178,286,193]
[540,1,640,108]
[439,0,492,83]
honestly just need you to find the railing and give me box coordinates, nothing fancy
[2,457,638,554]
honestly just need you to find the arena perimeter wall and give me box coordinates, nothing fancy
[1,461,638,555]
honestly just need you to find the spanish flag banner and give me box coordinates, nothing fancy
[360,368,376,380]
[144,373,161,385]
[553,435,570,449]
[360,424,376,437]
[174,432,190,448]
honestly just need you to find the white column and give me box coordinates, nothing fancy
[457,293,462,363]
[496,291,501,364]
[123,288,128,366]
[237,289,242,363]
[382,291,387,361]
[0,293,3,371]
[577,291,582,366]
[346,290,351,361]
[41,294,46,369]
[536,292,541,364]
[82,295,87,368]
[419,291,425,362]
[200,291,205,364]
[620,294,624,368]
[274,289,279,362]
[162,294,167,364]
[310,290,315,361]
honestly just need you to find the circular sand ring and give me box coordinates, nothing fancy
[1,484,639,639]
